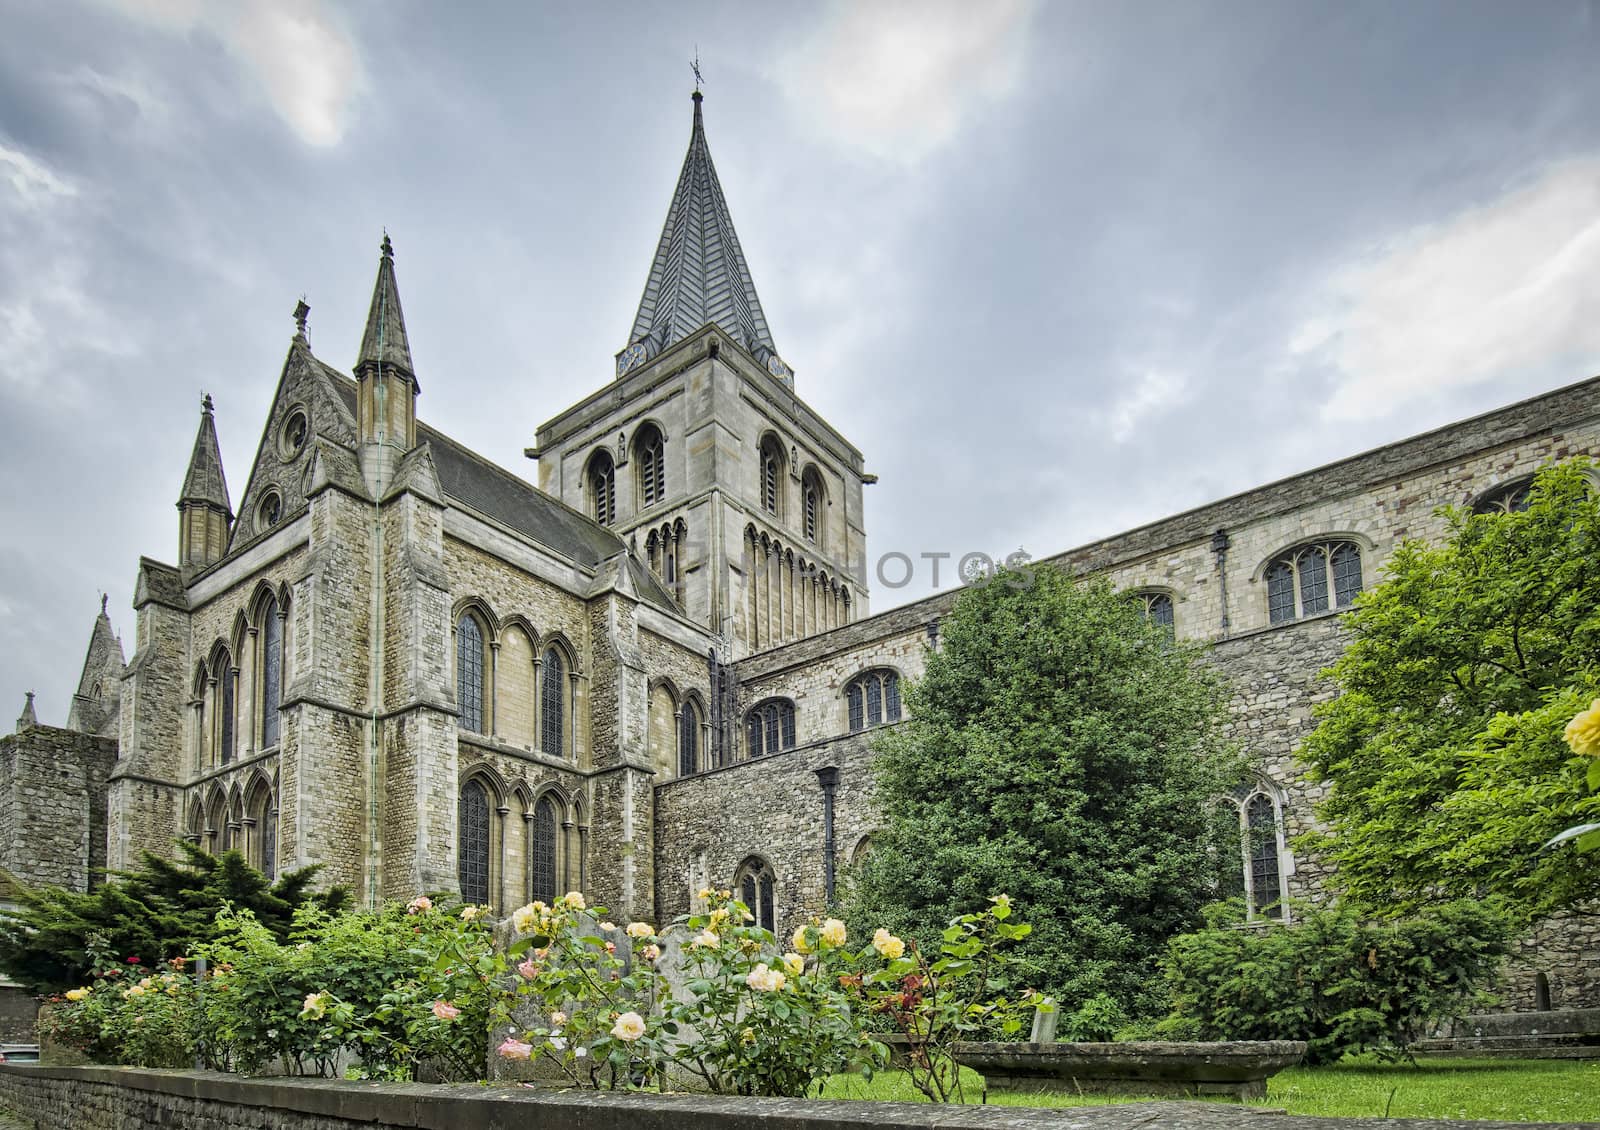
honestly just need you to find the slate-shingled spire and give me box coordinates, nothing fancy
[355,234,419,494]
[621,91,788,384]
[177,394,233,571]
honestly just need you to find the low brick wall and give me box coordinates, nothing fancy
[0,1063,1586,1130]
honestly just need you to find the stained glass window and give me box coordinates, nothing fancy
[746,699,796,758]
[1266,561,1295,624]
[458,780,490,905]
[541,649,564,755]
[1331,543,1363,607]
[261,598,281,748]
[1298,547,1328,614]
[735,858,777,933]
[679,701,699,776]
[532,797,558,905]
[219,655,235,765]
[1246,793,1282,919]
[456,616,484,733]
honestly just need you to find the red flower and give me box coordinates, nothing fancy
[126,956,140,964]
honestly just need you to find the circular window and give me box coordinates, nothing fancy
[279,410,309,460]
[258,491,283,529]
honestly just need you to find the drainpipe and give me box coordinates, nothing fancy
[1211,529,1231,639]
[815,766,839,904]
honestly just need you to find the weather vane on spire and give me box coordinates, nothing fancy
[692,47,704,93]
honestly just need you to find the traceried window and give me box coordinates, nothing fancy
[532,796,559,905]
[635,424,666,510]
[1265,541,1363,624]
[458,779,491,906]
[746,698,797,758]
[218,652,236,765]
[1473,478,1534,515]
[260,596,282,748]
[759,436,784,518]
[735,857,777,933]
[847,669,901,733]
[541,648,566,756]
[456,614,485,733]
[1217,783,1289,921]
[679,699,702,776]
[1134,591,1174,633]
[588,450,616,526]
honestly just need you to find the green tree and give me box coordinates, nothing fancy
[1300,460,1600,920]
[844,563,1243,1018]
[0,841,346,992]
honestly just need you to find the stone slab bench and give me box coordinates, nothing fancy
[1414,1008,1600,1060]
[953,1040,1308,1101]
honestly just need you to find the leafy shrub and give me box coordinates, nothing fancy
[38,957,198,1067]
[1063,992,1127,1043]
[1163,899,1513,1063]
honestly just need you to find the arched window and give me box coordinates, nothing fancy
[1218,783,1289,921]
[745,698,797,758]
[735,857,777,933]
[458,779,491,905]
[1134,591,1174,633]
[260,596,282,748]
[679,699,702,776]
[1473,477,1534,514]
[759,436,784,518]
[218,651,236,765]
[541,648,566,755]
[801,468,824,545]
[456,614,486,734]
[531,795,559,905]
[1265,541,1363,624]
[847,669,901,733]
[588,450,616,526]
[246,778,276,879]
[635,424,666,510]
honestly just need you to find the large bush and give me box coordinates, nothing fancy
[845,563,1244,1017]
[1163,900,1514,1063]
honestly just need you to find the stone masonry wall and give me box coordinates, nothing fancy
[0,724,115,892]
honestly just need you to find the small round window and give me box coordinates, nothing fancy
[258,491,283,529]
[279,410,308,460]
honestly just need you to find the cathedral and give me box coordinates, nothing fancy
[3,90,1598,1013]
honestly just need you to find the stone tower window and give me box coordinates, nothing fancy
[735,857,777,933]
[532,795,559,905]
[759,435,785,518]
[456,614,486,734]
[1133,590,1174,634]
[1264,540,1363,624]
[801,467,824,545]
[635,424,666,510]
[588,450,616,526]
[746,698,796,758]
[1473,477,1534,514]
[458,779,491,906]
[846,669,901,733]
[541,647,565,756]
[678,698,702,776]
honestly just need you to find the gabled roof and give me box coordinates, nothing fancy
[624,92,780,374]
[180,396,232,516]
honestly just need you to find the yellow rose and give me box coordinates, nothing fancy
[691,929,720,950]
[65,988,89,1002]
[781,952,804,977]
[610,1011,646,1041]
[562,891,587,911]
[511,903,539,935]
[1565,697,1600,758]
[626,921,654,938]
[872,928,905,960]
[791,923,814,954]
[696,887,714,901]
[708,907,729,929]
[819,918,847,947]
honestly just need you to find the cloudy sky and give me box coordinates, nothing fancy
[3,0,1600,723]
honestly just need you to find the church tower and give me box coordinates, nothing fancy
[177,394,232,573]
[531,91,872,656]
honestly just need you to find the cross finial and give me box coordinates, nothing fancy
[692,48,704,93]
[293,297,310,337]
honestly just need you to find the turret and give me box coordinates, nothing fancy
[177,394,233,572]
[354,234,419,494]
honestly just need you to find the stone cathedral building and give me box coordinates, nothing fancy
[4,91,1598,1011]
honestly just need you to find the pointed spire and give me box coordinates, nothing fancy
[356,233,418,391]
[180,394,232,517]
[622,90,783,378]
[16,691,36,732]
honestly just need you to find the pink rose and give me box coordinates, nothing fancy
[497,1037,533,1059]
[518,958,540,980]
[431,1000,460,1021]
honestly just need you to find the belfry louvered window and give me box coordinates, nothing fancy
[847,669,901,733]
[541,648,565,755]
[746,698,796,758]
[458,780,490,906]
[456,615,484,733]
[260,597,282,748]
[589,451,616,526]
[802,468,823,544]
[532,796,558,905]
[636,425,666,509]
[1265,541,1363,624]
[760,437,783,518]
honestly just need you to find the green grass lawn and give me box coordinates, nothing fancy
[816,1057,1600,1122]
